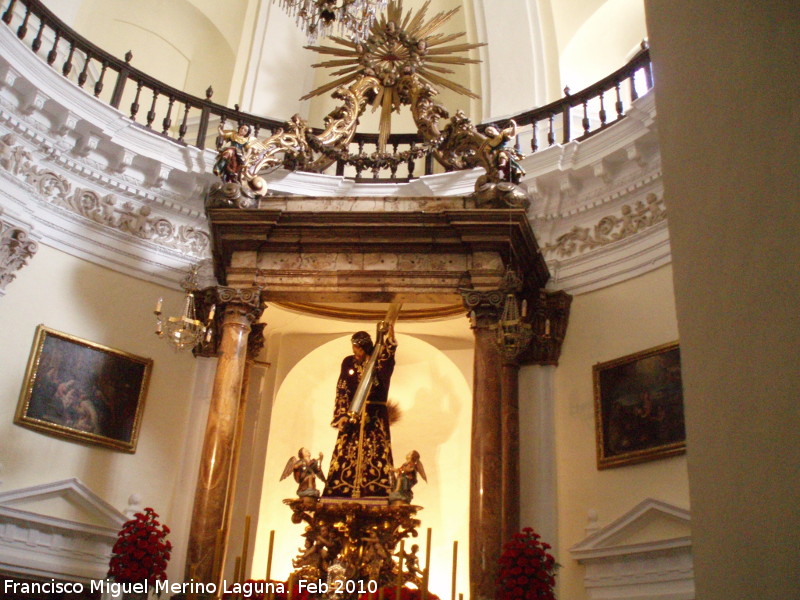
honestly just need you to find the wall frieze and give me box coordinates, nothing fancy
[0,132,210,260]
[542,193,666,259]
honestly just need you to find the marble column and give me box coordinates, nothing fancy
[500,359,520,544]
[462,290,504,600]
[220,322,266,580]
[185,288,264,584]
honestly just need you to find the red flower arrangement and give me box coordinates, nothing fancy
[496,527,557,600]
[108,507,173,585]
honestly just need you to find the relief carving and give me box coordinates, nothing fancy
[0,209,39,295]
[543,193,666,258]
[0,135,209,257]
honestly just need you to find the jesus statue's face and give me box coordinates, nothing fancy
[352,344,367,363]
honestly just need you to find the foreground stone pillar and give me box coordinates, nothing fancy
[500,359,520,544]
[462,291,504,600]
[185,288,264,584]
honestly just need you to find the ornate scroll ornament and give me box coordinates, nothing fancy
[211,1,528,206]
[0,134,209,257]
[542,193,666,258]
[0,209,38,295]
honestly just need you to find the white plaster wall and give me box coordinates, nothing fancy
[0,243,204,582]
[558,0,647,93]
[550,264,689,600]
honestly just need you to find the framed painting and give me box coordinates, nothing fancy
[15,325,153,452]
[593,341,685,469]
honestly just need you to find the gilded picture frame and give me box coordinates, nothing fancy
[15,325,153,453]
[593,341,686,469]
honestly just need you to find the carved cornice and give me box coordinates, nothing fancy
[0,207,38,295]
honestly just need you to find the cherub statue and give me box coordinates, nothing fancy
[213,123,257,183]
[389,450,427,503]
[281,447,327,498]
[394,543,423,586]
[482,120,526,184]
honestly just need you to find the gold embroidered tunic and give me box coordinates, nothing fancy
[323,340,397,497]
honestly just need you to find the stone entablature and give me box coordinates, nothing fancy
[0,21,666,293]
[209,202,549,303]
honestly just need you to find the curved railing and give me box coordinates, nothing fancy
[2,0,652,181]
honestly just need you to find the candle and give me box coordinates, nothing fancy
[266,530,275,580]
[208,304,216,321]
[451,541,458,600]
[422,528,432,600]
[155,297,162,313]
[240,515,251,584]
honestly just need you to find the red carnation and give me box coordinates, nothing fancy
[496,528,559,600]
[108,507,172,585]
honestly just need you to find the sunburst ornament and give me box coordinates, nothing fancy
[301,0,484,150]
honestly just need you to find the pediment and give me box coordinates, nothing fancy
[0,478,125,530]
[571,498,691,561]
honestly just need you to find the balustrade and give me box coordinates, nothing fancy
[2,0,652,182]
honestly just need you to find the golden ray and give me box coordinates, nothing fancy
[415,8,460,39]
[427,56,482,65]
[417,68,479,98]
[425,32,466,47]
[300,73,361,101]
[327,36,359,48]
[403,2,431,35]
[312,58,361,68]
[426,43,484,55]
[422,65,456,75]
[305,45,357,57]
[329,66,362,77]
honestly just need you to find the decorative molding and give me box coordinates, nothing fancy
[542,193,666,258]
[0,206,38,295]
[0,478,126,582]
[570,498,694,600]
[0,132,209,257]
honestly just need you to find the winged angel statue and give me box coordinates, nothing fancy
[281,447,327,499]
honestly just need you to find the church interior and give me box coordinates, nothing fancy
[0,1,796,600]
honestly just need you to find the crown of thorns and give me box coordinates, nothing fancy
[351,331,373,351]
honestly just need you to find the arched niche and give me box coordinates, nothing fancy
[252,332,472,598]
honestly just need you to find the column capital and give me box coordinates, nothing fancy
[194,286,266,358]
[206,286,266,322]
[459,288,504,329]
